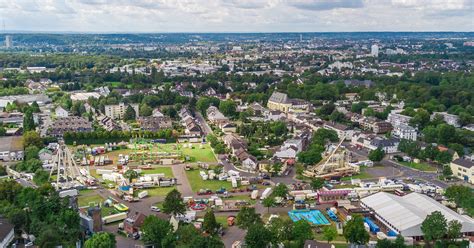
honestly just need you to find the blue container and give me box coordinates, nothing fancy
[364,217,380,233]
[119,185,131,191]
[387,230,398,237]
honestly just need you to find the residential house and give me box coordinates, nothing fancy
[179,108,202,136]
[450,157,474,184]
[55,106,69,118]
[235,149,258,171]
[137,116,172,132]
[323,122,353,140]
[368,137,400,154]
[223,134,247,156]
[221,122,237,133]
[123,212,146,236]
[48,116,93,137]
[206,106,228,125]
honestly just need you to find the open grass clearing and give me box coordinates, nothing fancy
[141,167,173,177]
[400,161,437,172]
[138,186,176,197]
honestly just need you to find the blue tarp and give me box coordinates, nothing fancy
[364,217,380,233]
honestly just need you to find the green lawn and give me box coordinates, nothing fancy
[400,162,437,172]
[340,170,373,181]
[141,167,173,177]
[138,186,176,197]
[177,143,217,163]
[186,170,233,191]
[215,215,230,228]
[78,193,105,207]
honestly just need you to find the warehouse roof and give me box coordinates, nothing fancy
[361,192,474,237]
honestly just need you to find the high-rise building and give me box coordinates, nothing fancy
[105,102,139,120]
[371,44,379,57]
[5,35,12,48]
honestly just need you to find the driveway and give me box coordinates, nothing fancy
[171,163,194,196]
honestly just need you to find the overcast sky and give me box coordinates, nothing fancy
[0,0,472,32]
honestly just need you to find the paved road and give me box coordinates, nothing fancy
[381,159,448,188]
[171,163,194,197]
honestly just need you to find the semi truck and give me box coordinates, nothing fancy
[102,212,127,224]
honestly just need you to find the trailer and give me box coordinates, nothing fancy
[261,187,273,199]
[138,191,148,199]
[231,177,238,188]
[251,190,259,200]
[102,212,127,224]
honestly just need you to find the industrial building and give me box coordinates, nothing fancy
[361,192,474,241]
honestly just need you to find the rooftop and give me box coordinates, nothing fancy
[361,192,474,237]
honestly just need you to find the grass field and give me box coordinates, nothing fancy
[340,170,373,181]
[215,215,230,228]
[141,167,173,177]
[78,193,105,207]
[186,169,233,191]
[72,142,217,164]
[401,162,437,172]
[138,186,176,197]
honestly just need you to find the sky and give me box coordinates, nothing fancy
[0,0,472,32]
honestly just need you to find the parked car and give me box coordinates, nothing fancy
[150,206,161,212]
[197,189,213,195]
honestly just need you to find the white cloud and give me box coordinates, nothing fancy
[0,0,471,32]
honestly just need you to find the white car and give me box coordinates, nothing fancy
[150,206,161,212]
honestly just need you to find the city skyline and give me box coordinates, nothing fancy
[0,0,472,33]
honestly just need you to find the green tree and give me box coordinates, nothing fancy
[322,226,338,243]
[236,207,262,229]
[24,145,40,160]
[162,189,186,216]
[272,184,288,198]
[139,104,153,117]
[311,178,325,191]
[219,100,237,117]
[267,217,293,245]
[123,105,137,121]
[421,211,447,246]
[292,220,313,247]
[23,109,36,131]
[141,216,172,248]
[23,131,43,148]
[245,224,273,248]
[123,169,139,183]
[447,220,462,241]
[262,197,276,214]
[369,148,385,162]
[444,185,473,214]
[442,165,453,177]
[30,101,41,113]
[203,209,220,235]
[343,215,370,245]
[84,232,116,248]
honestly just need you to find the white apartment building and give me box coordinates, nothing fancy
[392,123,417,141]
[105,103,139,120]
[431,112,461,128]
[387,111,412,127]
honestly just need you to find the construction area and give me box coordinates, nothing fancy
[303,137,360,179]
